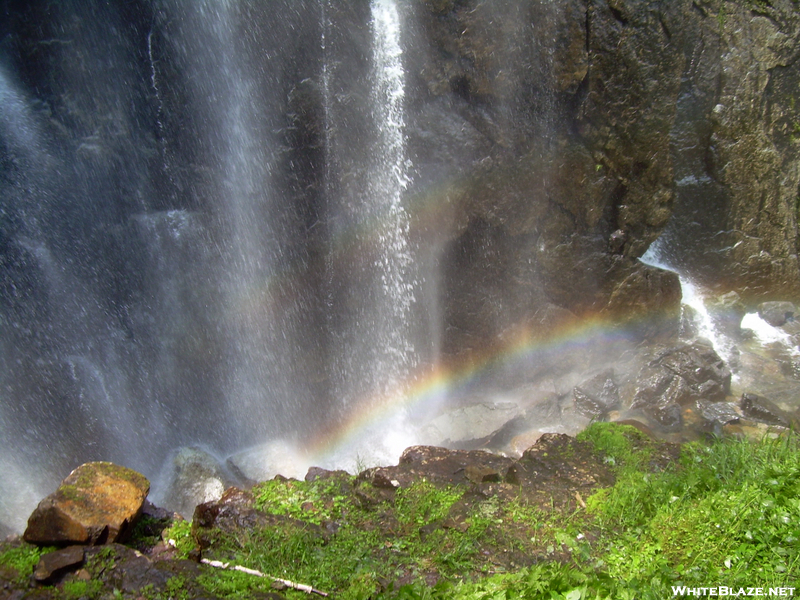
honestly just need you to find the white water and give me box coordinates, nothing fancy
[315,0,421,470]
[741,312,800,355]
[370,0,417,392]
[641,241,733,361]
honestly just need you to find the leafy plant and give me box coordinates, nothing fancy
[58,579,103,599]
[162,519,194,559]
[395,481,463,528]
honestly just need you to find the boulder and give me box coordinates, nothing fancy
[357,445,515,490]
[23,462,149,546]
[158,447,239,519]
[740,393,799,428]
[695,401,742,436]
[707,291,747,338]
[417,401,521,447]
[192,487,329,549]
[33,546,85,582]
[474,397,564,453]
[192,488,263,540]
[631,340,731,430]
[757,301,797,328]
[573,369,619,419]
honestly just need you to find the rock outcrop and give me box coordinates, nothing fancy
[410,0,688,361]
[573,369,620,419]
[409,0,800,358]
[630,340,732,430]
[23,462,149,546]
[740,392,800,429]
[659,0,800,304]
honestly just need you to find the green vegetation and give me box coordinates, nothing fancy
[0,543,46,584]
[162,518,194,556]
[2,423,798,598]
[581,425,800,589]
[186,424,798,599]
[57,579,104,599]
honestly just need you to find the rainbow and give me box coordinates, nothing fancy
[303,310,653,468]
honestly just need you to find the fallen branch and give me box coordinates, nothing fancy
[200,558,329,597]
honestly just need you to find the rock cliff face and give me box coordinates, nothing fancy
[4,0,797,362]
[406,0,689,360]
[643,0,800,304]
[404,0,800,362]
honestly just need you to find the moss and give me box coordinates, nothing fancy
[61,462,149,497]
[58,579,103,599]
[90,462,150,490]
[56,484,85,504]
[576,421,654,470]
[0,543,45,584]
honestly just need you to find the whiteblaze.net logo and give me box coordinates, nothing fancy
[672,587,796,597]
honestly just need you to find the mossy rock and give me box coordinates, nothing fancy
[23,462,150,546]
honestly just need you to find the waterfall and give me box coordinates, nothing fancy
[313,0,423,467]
[0,0,588,529]
[368,0,417,391]
[642,239,736,364]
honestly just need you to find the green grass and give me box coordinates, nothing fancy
[57,579,104,599]
[252,475,353,525]
[177,425,798,598]
[583,428,800,591]
[0,543,46,584]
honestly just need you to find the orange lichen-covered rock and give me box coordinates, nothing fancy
[23,462,149,546]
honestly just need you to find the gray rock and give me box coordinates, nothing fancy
[758,301,797,328]
[696,401,742,435]
[466,396,566,454]
[708,291,747,338]
[34,546,85,582]
[740,393,798,428]
[631,340,731,430]
[573,369,620,419]
[417,401,521,447]
[648,400,684,432]
[159,447,241,519]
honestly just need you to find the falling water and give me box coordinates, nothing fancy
[641,239,735,362]
[638,240,769,405]
[0,63,161,530]
[369,0,417,389]
[318,0,422,467]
